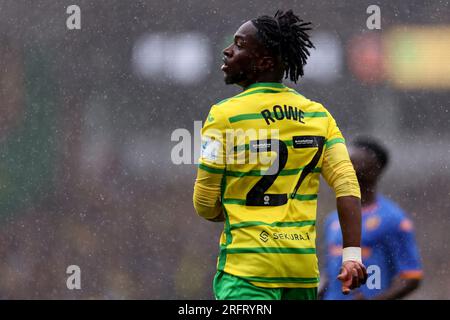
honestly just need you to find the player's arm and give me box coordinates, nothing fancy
[321,115,368,294]
[335,195,367,294]
[193,166,225,222]
[193,106,228,222]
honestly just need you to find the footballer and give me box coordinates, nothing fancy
[193,10,367,300]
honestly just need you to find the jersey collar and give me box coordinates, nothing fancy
[244,82,286,91]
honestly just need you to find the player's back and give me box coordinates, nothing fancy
[216,82,334,223]
[203,82,344,288]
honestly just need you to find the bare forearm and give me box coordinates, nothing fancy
[335,196,368,293]
[336,196,362,248]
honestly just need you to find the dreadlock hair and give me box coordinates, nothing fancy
[251,9,314,83]
[352,137,390,172]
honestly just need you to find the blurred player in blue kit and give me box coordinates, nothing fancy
[320,137,423,300]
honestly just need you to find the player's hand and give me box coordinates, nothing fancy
[337,261,368,295]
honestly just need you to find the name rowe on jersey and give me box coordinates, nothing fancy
[194,83,360,289]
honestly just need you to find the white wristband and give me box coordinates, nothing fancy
[342,247,362,263]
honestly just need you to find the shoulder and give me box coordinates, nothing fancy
[377,195,410,228]
[286,90,331,113]
[378,195,407,217]
[288,89,329,113]
[285,90,337,135]
[287,93,339,126]
[202,103,231,134]
[214,96,236,107]
[210,93,249,121]
[213,88,256,108]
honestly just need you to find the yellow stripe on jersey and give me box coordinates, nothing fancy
[222,250,320,288]
[195,82,360,288]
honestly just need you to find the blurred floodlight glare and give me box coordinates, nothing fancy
[303,32,343,83]
[132,34,166,77]
[132,32,211,84]
[347,33,385,84]
[384,26,450,89]
[168,34,212,84]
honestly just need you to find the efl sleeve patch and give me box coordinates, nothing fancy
[201,136,222,162]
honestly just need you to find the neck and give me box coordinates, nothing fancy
[361,184,377,207]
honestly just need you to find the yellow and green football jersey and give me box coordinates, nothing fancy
[198,82,348,288]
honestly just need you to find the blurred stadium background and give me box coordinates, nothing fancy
[0,0,448,299]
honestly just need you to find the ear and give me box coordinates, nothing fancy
[254,56,275,72]
[258,56,276,72]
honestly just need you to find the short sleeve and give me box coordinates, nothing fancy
[198,105,229,170]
